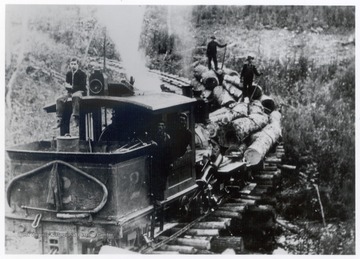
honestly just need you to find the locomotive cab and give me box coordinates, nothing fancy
[6,90,198,254]
[42,91,198,201]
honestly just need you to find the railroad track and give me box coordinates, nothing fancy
[140,144,285,254]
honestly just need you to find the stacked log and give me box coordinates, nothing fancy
[193,65,219,90]
[222,68,240,77]
[157,236,211,250]
[213,85,236,107]
[260,94,276,114]
[231,113,269,142]
[193,65,208,81]
[223,74,241,88]
[191,78,205,92]
[202,70,219,90]
[191,63,281,170]
[223,81,243,100]
[248,83,263,100]
[244,111,282,166]
[231,102,248,117]
[248,100,264,114]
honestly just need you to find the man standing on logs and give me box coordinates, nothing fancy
[206,35,227,71]
[240,56,263,103]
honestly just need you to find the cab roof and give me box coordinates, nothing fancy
[44,92,196,114]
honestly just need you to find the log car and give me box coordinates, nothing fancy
[5,91,198,254]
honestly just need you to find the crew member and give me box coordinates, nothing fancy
[240,56,263,103]
[54,57,87,130]
[151,121,172,202]
[206,35,227,71]
[171,113,192,159]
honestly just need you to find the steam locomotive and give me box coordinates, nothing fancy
[5,69,252,254]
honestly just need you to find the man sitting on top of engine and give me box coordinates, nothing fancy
[54,57,87,129]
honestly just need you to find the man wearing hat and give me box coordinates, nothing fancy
[206,35,227,71]
[170,113,192,159]
[240,56,263,103]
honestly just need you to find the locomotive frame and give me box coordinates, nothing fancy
[6,91,203,254]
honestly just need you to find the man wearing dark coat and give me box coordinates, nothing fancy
[206,35,227,71]
[151,121,172,202]
[240,56,263,103]
[54,57,87,130]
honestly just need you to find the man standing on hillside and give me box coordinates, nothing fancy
[206,35,227,71]
[240,56,263,103]
[54,57,87,130]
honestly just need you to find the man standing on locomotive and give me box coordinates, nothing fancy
[54,57,87,129]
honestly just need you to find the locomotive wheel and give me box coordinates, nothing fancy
[193,191,210,216]
[179,195,191,219]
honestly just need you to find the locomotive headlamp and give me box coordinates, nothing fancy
[89,70,108,96]
[89,79,103,94]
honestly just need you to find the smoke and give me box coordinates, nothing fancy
[166,6,196,76]
[96,5,162,93]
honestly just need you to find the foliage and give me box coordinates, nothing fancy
[278,219,355,254]
[192,6,355,32]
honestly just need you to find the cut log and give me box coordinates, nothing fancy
[193,64,208,80]
[201,70,219,90]
[211,236,245,253]
[157,236,211,250]
[158,244,197,254]
[223,68,240,77]
[223,74,242,88]
[244,111,282,166]
[217,205,247,213]
[249,100,264,115]
[170,228,219,236]
[231,102,248,117]
[223,81,243,99]
[260,94,276,114]
[209,107,231,124]
[213,85,236,107]
[264,157,282,164]
[228,198,257,205]
[193,65,219,90]
[176,221,227,230]
[231,113,269,141]
[270,110,282,124]
[205,217,232,226]
[248,83,263,100]
[190,78,205,93]
[212,210,242,219]
[278,164,296,170]
[240,194,262,200]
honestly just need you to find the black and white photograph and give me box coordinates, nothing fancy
[3,0,357,255]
